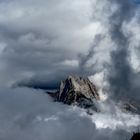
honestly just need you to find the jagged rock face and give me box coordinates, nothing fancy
[55,75,100,112]
[118,100,140,114]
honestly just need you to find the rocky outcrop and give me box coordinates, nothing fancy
[47,75,100,113]
[118,100,140,114]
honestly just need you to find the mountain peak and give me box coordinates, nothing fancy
[58,75,100,102]
[48,75,100,113]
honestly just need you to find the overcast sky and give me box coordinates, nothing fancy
[0,0,100,87]
[0,0,140,140]
[0,0,139,93]
[0,0,139,96]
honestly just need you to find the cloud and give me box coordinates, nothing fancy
[106,0,140,101]
[0,87,139,140]
[0,0,102,86]
[0,0,139,101]
[82,0,140,101]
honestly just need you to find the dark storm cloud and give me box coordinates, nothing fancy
[0,29,75,87]
[0,0,139,101]
[14,73,70,90]
[105,0,140,100]
[0,0,98,87]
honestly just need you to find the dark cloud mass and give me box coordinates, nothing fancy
[108,0,140,100]
[0,0,96,87]
[0,0,140,140]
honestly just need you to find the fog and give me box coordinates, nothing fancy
[0,87,139,140]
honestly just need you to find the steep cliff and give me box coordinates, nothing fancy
[48,75,100,113]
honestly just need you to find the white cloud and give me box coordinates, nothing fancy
[60,59,79,67]
[0,87,138,140]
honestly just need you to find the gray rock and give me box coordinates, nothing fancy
[117,99,140,114]
[47,75,100,113]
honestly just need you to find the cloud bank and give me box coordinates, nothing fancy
[0,87,139,140]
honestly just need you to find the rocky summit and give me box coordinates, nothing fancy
[47,75,100,113]
[119,100,140,114]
